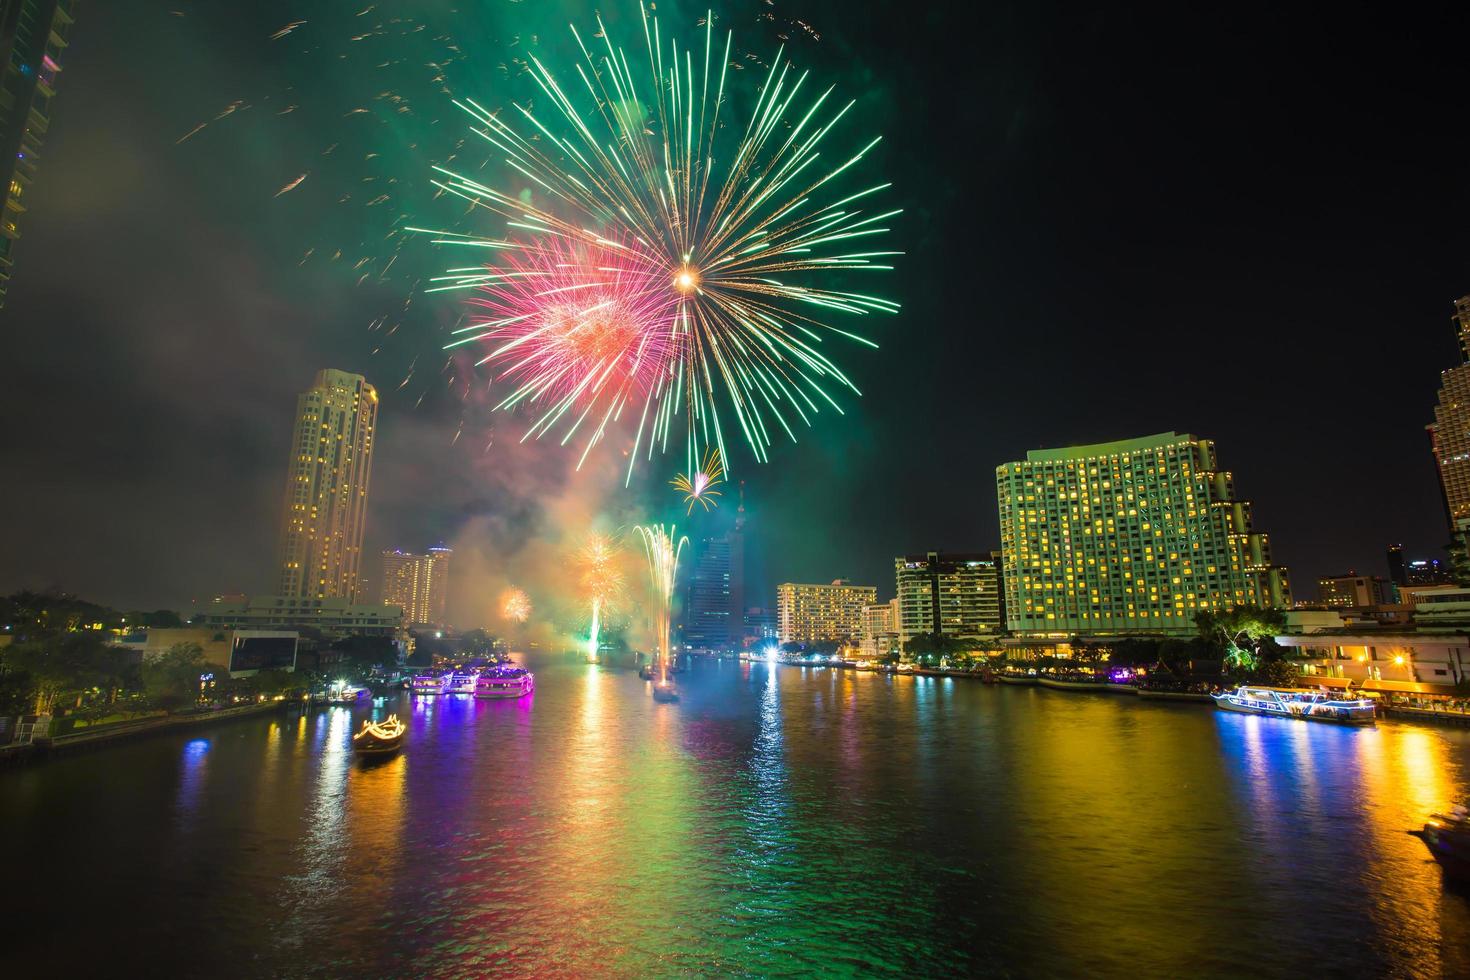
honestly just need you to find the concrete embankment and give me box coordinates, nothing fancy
[0,701,297,767]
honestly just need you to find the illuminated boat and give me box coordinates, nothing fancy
[1212,686,1376,725]
[1412,804,1470,882]
[447,668,482,695]
[352,715,406,755]
[327,682,370,704]
[652,682,679,703]
[474,663,534,699]
[638,664,656,680]
[410,672,451,696]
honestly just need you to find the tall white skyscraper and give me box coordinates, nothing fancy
[277,369,378,601]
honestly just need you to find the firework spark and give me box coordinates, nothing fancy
[576,533,625,661]
[501,587,532,624]
[419,4,900,481]
[671,447,725,514]
[634,524,686,686]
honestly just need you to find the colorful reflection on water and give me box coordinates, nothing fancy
[3,659,1469,977]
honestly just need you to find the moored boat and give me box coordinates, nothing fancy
[447,668,481,695]
[474,663,534,699]
[410,672,451,696]
[1412,804,1470,882]
[327,682,371,704]
[352,715,406,756]
[1212,686,1376,725]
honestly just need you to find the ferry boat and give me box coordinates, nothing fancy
[352,715,406,756]
[447,668,482,695]
[410,672,451,696]
[474,663,534,699]
[1212,686,1376,725]
[1411,803,1470,882]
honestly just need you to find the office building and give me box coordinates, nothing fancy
[860,598,900,661]
[776,580,877,644]
[1317,572,1395,609]
[277,369,378,601]
[379,546,452,627]
[997,431,1291,637]
[742,607,778,648]
[680,491,747,651]
[194,594,404,642]
[0,0,76,306]
[1407,558,1452,586]
[894,551,1005,643]
[1428,296,1470,557]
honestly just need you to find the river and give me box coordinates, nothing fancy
[4,656,1469,977]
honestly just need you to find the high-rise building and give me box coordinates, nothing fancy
[894,551,1005,643]
[0,0,76,307]
[277,370,378,601]
[680,488,748,651]
[1428,296,1470,566]
[860,598,900,661]
[1387,544,1408,588]
[1317,572,1395,609]
[1407,558,1452,586]
[776,580,877,644]
[379,546,451,626]
[997,431,1291,637]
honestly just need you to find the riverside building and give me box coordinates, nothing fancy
[1427,295,1470,560]
[276,369,378,602]
[776,580,877,644]
[894,552,1004,644]
[379,546,452,627]
[997,432,1291,637]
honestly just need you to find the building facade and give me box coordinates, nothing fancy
[776,580,877,644]
[0,0,75,307]
[379,546,451,626]
[1317,572,1395,609]
[997,431,1291,637]
[894,551,1004,643]
[859,598,901,661]
[1428,296,1470,559]
[194,594,404,641]
[277,369,378,601]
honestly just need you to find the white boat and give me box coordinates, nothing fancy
[475,664,534,699]
[410,672,451,696]
[447,668,482,695]
[1212,686,1376,726]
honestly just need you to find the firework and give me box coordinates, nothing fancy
[671,447,725,514]
[419,4,900,481]
[634,524,687,685]
[501,587,532,624]
[576,533,625,661]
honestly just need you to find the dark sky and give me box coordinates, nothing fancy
[2,1,1467,621]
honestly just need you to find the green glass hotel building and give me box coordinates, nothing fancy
[997,432,1291,637]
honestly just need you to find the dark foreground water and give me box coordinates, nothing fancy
[4,657,1470,977]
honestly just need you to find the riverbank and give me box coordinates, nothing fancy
[0,700,298,767]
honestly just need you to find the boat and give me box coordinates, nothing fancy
[652,682,680,703]
[638,664,656,680]
[1212,686,1377,725]
[1411,804,1470,882]
[410,672,451,696]
[352,715,406,756]
[474,663,534,699]
[327,683,371,704]
[447,668,482,695]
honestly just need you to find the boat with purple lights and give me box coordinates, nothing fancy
[410,672,451,696]
[447,668,482,695]
[1212,686,1376,725]
[474,663,534,699]
[1412,803,1470,882]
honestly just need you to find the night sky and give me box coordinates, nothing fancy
[2,1,1467,623]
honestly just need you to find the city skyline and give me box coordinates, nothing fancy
[0,2,1466,620]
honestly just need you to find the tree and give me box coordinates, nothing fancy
[2,632,114,715]
[143,643,208,711]
[1196,607,1286,671]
